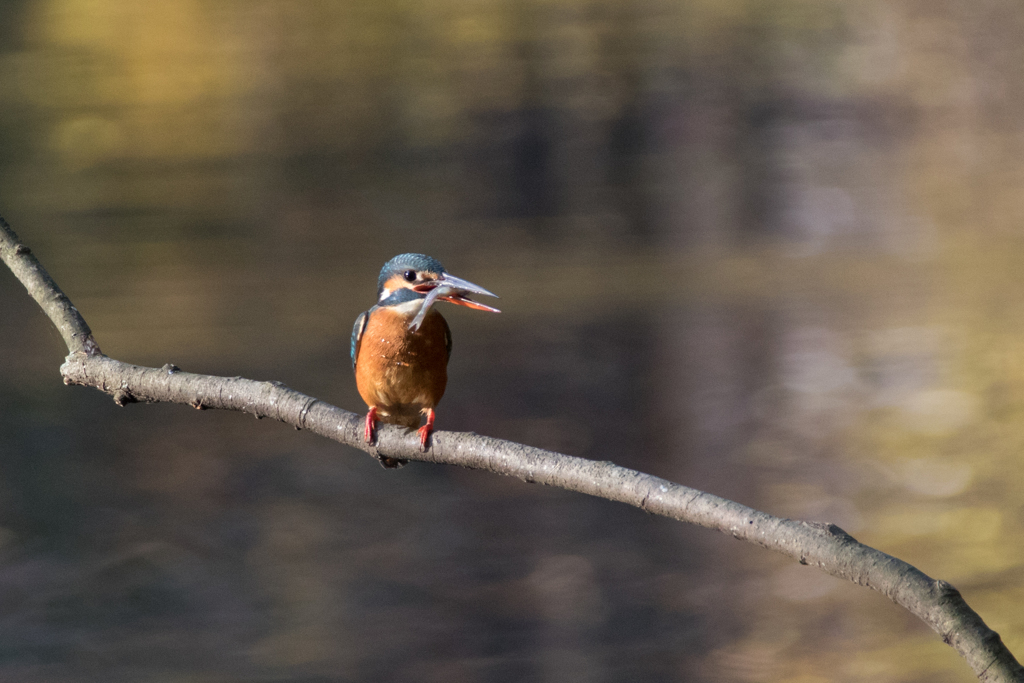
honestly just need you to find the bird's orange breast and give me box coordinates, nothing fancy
[354,306,450,428]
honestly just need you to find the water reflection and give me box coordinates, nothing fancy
[1,1,1023,681]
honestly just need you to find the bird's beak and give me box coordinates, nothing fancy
[414,273,500,313]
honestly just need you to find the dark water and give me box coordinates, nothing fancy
[1,2,1024,681]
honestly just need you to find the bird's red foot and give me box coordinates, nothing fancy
[364,407,407,467]
[418,409,436,451]
[364,407,378,444]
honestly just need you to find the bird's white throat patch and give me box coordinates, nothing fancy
[390,298,425,316]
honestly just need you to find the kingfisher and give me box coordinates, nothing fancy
[351,254,499,461]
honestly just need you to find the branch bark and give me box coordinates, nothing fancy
[1,214,1021,682]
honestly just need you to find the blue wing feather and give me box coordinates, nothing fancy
[351,309,370,370]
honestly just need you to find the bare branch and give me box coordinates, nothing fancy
[2,215,1021,682]
[0,215,101,357]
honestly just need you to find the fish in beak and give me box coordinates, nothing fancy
[409,273,500,331]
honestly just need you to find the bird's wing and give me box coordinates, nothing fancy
[443,314,452,361]
[351,309,370,370]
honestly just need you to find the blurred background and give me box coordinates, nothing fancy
[1,0,1023,681]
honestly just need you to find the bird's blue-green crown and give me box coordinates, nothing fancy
[377,253,446,295]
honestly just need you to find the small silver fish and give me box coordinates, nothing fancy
[407,275,501,332]
[408,284,451,332]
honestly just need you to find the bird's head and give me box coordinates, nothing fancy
[376,253,500,315]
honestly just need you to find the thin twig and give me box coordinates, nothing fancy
[1,215,1021,683]
[0,215,100,356]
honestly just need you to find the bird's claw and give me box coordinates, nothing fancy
[418,408,436,451]
[364,407,378,445]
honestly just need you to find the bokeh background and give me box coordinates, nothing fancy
[1,1,1023,681]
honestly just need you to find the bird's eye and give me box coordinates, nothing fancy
[403,270,417,282]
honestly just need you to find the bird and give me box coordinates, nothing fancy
[351,253,499,463]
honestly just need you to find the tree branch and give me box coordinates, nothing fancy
[1,214,1021,682]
